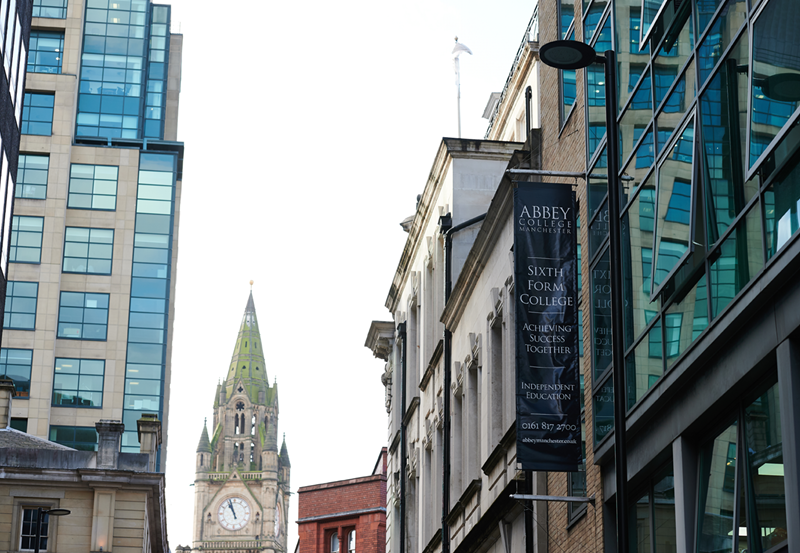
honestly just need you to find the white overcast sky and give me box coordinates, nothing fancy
[162,0,537,549]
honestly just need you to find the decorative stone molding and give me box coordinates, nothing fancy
[381,363,393,413]
[407,447,418,479]
[425,236,435,270]
[436,396,444,429]
[466,333,482,370]
[451,362,464,397]
[488,287,504,327]
[422,419,433,451]
[410,272,420,306]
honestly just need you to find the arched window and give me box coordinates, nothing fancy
[235,414,240,435]
[330,533,339,553]
[348,531,355,553]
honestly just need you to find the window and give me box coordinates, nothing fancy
[67,164,118,210]
[32,0,68,18]
[10,216,44,263]
[347,531,355,553]
[10,417,27,431]
[21,93,55,135]
[0,349,32,397]
[62,227,114,274]
[330,533,339,553]
[696,381,787,552]
[27,31,63,73]
[4,282,38,330]
[52,358,104,407]
[20,508,49,551]
[629,463,676,553]
[48,425,97,450]
[57,292,109,340]
[15,155,49,199]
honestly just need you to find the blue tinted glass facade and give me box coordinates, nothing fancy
[76,0,170,140]
[121,152,176,453]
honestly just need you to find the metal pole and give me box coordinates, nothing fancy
[398,322,407,553]
[33,507,43,553]
[456,57,462,139]
[601,49,630,553]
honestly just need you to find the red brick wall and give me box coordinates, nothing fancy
[298,472,387,553]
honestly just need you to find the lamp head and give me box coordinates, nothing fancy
[539,40,598,70]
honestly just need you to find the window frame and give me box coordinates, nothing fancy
[4,282,38,330]
[21,92,55,136]
[62,226,114,275]
[13,498,61,553]
[15,154,49,200]
[32,0,68,19]
[56,291,110,341]
[27,30,64,74]
[10,216,44,264]
[67,163,118,211]
[0,348,33,398]
[51,357,105,408]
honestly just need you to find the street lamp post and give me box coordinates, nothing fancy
[33,507,70,553]
[539,40,629,553]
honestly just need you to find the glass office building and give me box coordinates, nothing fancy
[543,0,800,550]
[0,0,32,358]
[2,0,183,470]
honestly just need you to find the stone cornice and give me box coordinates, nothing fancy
[486,41,539,141]
[386,139,524,314]
[442,134,541,330]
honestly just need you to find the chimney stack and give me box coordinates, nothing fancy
[137,413,162,472]
[95,420,124,469]
[0,379,15,429]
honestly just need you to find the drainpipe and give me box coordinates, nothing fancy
[440,212,487,553]
[398,322,407,553]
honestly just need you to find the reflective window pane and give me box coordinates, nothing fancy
[626,317,662,407]
[696,0,746,87]
[592,249,612,378]
[665,272,708,368]
[622,176,661,348]
[709,202,763,318]
[697,420,738,552]
[744,384,787,551]
[699,32,754,245]
[764,154,800,259]
[653,120,694,291]
[749,0,800,169]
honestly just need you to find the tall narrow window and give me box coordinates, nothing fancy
[330,533,339,553]
[21,93,55,136]
[4,282,38,330]
[20,508,49,551]
[27,31,63,74]
[348,531,355,553]
[10,216,44,263]
[15,155,49,199]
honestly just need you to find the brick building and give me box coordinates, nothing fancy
[297,449,387,553]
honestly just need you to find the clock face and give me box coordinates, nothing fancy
[217,497,251,531]
[274,503,282,537]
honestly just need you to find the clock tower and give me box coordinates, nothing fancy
[192,290,291,553]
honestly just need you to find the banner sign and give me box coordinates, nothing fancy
[514,182,581,472]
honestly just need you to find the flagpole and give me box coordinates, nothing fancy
[452,37,472,140]
[456,55,461,138]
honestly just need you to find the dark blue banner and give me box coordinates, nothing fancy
[514,182,581,472]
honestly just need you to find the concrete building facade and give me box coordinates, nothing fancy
[296,449,387,553]
[1,0,184,470]
[0,379,169,553]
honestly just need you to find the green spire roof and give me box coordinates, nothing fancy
[197,418,211,453]
[280,433,291,467]
[223,291,270,401]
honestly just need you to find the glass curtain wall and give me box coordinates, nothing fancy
[587,0,800,420]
